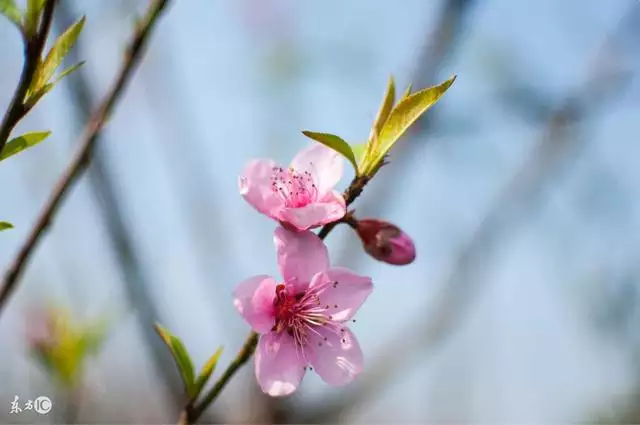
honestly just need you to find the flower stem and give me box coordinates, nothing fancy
[189,331,259,421]
[317,175,368,238]
[182,174,373,424]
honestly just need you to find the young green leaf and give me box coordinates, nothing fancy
[76,317,109,359]
[0,221,14,231]
[372,76,396,138]
[0,0,22,28]
[362,76,396,170]
[52,61,85,84]
[301,131,358,173]
[154,324,196,397]
[23,0,44,36]
[25,82,52,107]
[401,83,412,101]
[26,62,85,108]
[351,142,367,168]
[193,347,223,398]
[34,16,85,91]
[376,76,456,161]
[0,131,51,161]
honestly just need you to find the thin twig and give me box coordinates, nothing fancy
[0,0,171,317]
[0,0,58,153]
[182,175,373,424]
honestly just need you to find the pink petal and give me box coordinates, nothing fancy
[233,275,276,334]
[239,159,284,218]
[279,193,346,231]
[309,267,373,322]
[290,143,343,197]
[274,227,329,286]
[255,332,307,396]
[307,326,363,386]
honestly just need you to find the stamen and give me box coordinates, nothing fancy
[271,282,344,351]
[270,165,319,208]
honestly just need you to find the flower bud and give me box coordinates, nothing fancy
[355,218,416,265]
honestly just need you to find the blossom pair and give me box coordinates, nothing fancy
[235,143,373,396]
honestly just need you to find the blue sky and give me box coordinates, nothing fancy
[1,0,639,422]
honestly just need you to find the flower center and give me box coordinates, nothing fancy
[270,166,318,208]
[272,283,333,349]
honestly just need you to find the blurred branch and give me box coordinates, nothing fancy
[0,0,170,315]
[0,0,57,153]
[484,2,639,125]
[409,0,475,133]
[296,5,637,422]
[51,0,188,415]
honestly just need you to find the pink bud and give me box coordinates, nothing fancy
[355,218,416,265]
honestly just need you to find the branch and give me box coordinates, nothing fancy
[0,0,171,317]
[0,0,57,153]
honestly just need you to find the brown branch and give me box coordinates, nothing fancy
[0,0,57,154]
[0,0,171,317]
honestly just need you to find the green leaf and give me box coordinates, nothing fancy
[351,142,367,167]
[0,0,22,28]
[301,131,359,174]
[376,76,456,161]
[371,76,396,138]
[23,0,44,36]
[25,82,52,107]
[0,131,51,161]
[193,346,223,398]
[362,76,396,171]
[154,324,196,397]
[52,61,85,84]
[27,62,85,107]
[32,16,85,93]
[76,317,109,359]
[401,83,412,100]
[0,221,14,231]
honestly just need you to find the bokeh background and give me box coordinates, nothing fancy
[1,0,640,423]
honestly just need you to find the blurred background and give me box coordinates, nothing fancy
[1,0,640,423]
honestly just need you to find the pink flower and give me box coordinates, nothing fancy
[233,227,373,396]
[355,218,416,266]
[238,143,347,231]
